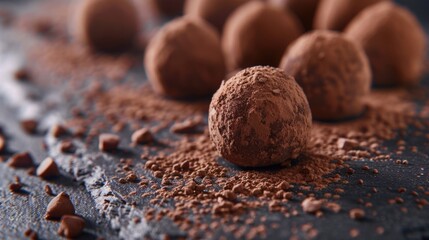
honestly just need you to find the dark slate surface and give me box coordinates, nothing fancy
[0,0,428,240]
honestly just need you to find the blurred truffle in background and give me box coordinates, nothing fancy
[280,31,371,121]
[184,0,249,33]
[268,0,320,31]
[148,0,186,18]
[314,0,388,31]
[345,2,426,87]
[144,17,226,99]
[223,1,303,72]
[72,0,139,52]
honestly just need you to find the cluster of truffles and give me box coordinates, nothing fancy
[67,0,427,166]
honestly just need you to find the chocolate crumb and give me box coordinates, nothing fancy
[57,215,85,238]
[24,228,38,240]
[170,117,203,134]
[44,185,55,196]
[349,208,365,220]
[99,134,120,151]
[51,124,68,138]
[131,128,154,144]
[337,138,359,151]
[14,68,30,81]
[0,136,5,152]
[59,140,75,153]
[8,152,34,169]
[9,182,23,193]
[45,192,75,220]
[301,197,323,213]
[20,119,38,134]
[37,157,60,179]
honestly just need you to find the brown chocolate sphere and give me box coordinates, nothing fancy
[184,0,249,33]
[280,31,371,121]
[148,0,185,17]
[209,66,312,167]
[144,17,226,99]
[222,1,303,71]
[73,0,139,52]
[314,0,388,31]
[268,0,320,31]
[345,2,426,87]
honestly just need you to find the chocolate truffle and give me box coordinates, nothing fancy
[222,1,303,71]
[268,0,320,31]
[280,31,371,121]
[149,0,185,17]
[345,2,426,86]
[209,66,312,167]
[184,0,249,33]
[145,17,226,99]
[72,0,139,52]
[314,0,388,31]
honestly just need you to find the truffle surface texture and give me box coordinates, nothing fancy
[149,0,185,17]
[280,31,371,121]
[345,2,426,86]
[268,0,320,31]
[184,0,249,33]
[209,66,312,167]
[73,0,139,52]
[222,1,303,71]
[314,0,388,31]
[145,17,226,99]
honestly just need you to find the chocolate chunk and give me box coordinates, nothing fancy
[170,117,203,134]
[20,119,38,134]
[131,128,154,144]
[99,134,120,151]
[59,140,75,153]
[37,157,60,179]
[0,136,5,152]
[337,138,359,151]
[57,215,85,238]
[44,185,55,196]
[301,197,323,213]
[45,192,75,220]
[349,208,365,220]
[50,124,68,138]
[8,152,34,169]
[9,182,23,193]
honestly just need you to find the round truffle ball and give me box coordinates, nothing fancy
[280,31,371,121]
[73,0,139,52]
[314,0,388,31]
[345,2,426,87]
[268,0,320,31]
[184,0,249,33]
[223,1,303,71]
[144,17,226,99]
[209,66,312,167]
[148,0,185,17]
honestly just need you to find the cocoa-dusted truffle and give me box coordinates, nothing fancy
[209,66,312,167]
[145,17,226,99]
[345,2,426,87]
[314,0,388,31]
[149,0,185,17]
[222,1,303,71]
[268,0,320,31]
[280,31,371,121]
[72,0,139,52]
[184,0,249,33]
